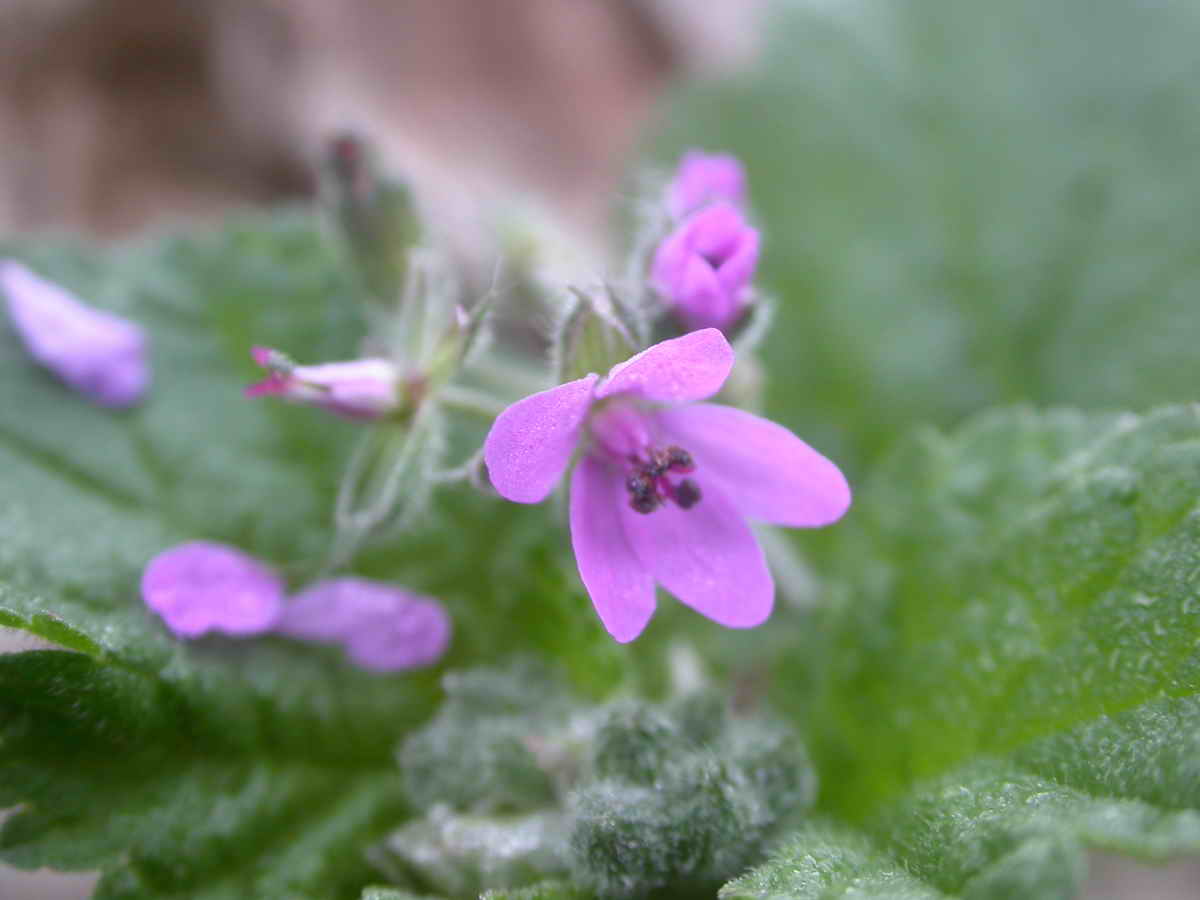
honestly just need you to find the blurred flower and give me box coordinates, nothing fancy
[276,577,451,671]
[141,541,284,638]
[246,346,401,421]
[483,329,849,642]
[1,260,150,408]
[667,150,747,219]
[651,202,760,333]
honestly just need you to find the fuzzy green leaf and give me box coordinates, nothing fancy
[726,405,1200,898]
[0,217,447,899]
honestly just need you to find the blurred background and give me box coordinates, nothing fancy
[4,0,1200,896]
[0,0,759,240]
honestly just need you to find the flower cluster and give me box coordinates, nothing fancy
[5,144,850,663]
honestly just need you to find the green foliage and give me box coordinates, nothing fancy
[655,0,1200,472]
[385,669,812,898]
[725,405,1200,897]
[480,882,592,900]
[0,217,629,898]
[10,0,1200,893]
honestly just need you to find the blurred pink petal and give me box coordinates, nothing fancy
[1,260,149,408]
[667,150,747,219]
[141,541,283,638]
[278,576,450,672]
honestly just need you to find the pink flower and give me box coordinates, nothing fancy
[651,203,760,333]
[1,260,150,408]
[483,329,850,643]
[667,150,747,219]
[275,577,451,672]
[245,346,399,421]
[141,541,284,638]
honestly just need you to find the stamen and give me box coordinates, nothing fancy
[665,446,694,473]
[675,479,702,509]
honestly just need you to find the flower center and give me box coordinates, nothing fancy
[624,445,702,515]
[588,403,703,514]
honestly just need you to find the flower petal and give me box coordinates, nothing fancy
[2,260,149,408]
[277,577,451,671]
[619,475,773,629]
[668,151,747,219]
[484,374,598,503]
[657,403,851,527]
[275,576,402,642]
[715,227,760,301]
[676,255,735,332]
[596,329,732,406]
[141,541,284,638]
[570,456,657,642]
[343,596,452,672]
[688,202,750,259]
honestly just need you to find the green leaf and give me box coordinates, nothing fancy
[654,0,1200,470]
[0,212,663,899]
[0,216,446,899]
[728,405,1200,898]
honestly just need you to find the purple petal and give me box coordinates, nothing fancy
[714,227,760,301]
[667,151,747,219]
[657,404,851,527]
[2,260,150,408]
[278,577,451,671]
[343,596,452,672]
[484,374,598,503]
[274,577,402,642]
[596,329,733,406]
[619,475,773,629]
[141,541,284,638]
[676,255,735,332]
[689,203,750,259]
[570,456,657,642]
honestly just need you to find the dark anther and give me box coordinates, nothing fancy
[626,473,659,514]
[630,493,660,514]
[675,479,702,510]
[675,479,702,509]
[665,446,694,473]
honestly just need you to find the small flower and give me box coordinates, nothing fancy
[1,260,150,408]
[667,150,747,220]
[141,541,284,638]
[276,577,451,671]
[245,346,400,421]
[483,329,850,643]
[651,203,760,333]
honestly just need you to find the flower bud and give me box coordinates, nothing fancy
[667,150,747,219]
[245,346,401,421]
[321,131,420,309]
[650,202,760,333]
[555,286,638,384]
